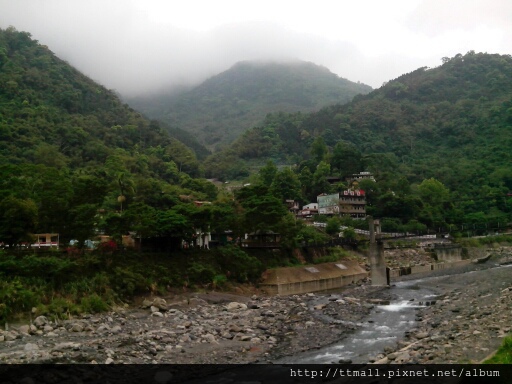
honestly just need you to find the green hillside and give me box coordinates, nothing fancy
[204,52,512,228]
[0,27,217,245]
[127,60,372,149]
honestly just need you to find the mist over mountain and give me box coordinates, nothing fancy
[127,60,372,150]
[204,52,512,197]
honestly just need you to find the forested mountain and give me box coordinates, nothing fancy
[0,27,217,246]
[205,52,512,230]
[127,60,373,149]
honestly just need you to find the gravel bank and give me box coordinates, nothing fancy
[0,280,393,364]
[372,250,512,364]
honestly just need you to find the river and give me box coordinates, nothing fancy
[276,262,512,364]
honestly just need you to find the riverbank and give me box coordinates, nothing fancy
[0,248,510,364]
[0,280,393,364]
[372,250,512,364]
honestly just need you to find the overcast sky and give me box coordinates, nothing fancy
[1,0,511,96]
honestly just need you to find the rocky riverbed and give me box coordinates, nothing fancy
[0,281,393,364]
[372,250,512,364]
[0,248,511,365]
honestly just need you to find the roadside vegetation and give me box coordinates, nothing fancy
[0,246,270,322]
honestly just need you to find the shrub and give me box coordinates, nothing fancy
[186,262,216,285]
[47,297,80,318]
[212,274,228,290]
[110,267,147,297]
[214,245,263,283]
[80,294,109,313]
[0,278,39,321]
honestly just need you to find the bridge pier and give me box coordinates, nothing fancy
[368,218,389,286]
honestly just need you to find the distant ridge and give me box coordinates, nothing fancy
[127,60,372,149]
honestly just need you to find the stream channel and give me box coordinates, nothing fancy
[276,277,438,364]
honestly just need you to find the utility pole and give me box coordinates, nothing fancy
[368,216,389,286]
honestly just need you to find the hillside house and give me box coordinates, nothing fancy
[339,189,366,218]
[31,233,59,248]
[285,199,300,213]
[347,171,375,187]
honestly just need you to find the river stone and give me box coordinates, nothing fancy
[53,342,81,352]
[18,325,30,334]
[226,302,247,311]
[71,324,84,332]
[33,316,48,327]
[203,334,218,344]
[228,324,242,333]
[150,306,160,313]
[24,343,39,352]
[151,312,164,317]
[153,298,168,311]
[415,332,429,339]
[394,351,411,363]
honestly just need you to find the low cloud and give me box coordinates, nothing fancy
[1,0,510,97]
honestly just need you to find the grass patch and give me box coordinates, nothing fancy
[483,335,512,364]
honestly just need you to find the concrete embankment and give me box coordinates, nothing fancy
[260,261,368,295]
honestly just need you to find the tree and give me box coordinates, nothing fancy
[66,203,98,247]
[331,141,363,178]
[270,168,301,202]
[415,178,452,227]
[123,202,157,249]
[258,160,278,187]
[311,161,332,198]
[236,185,288,233]
[310,137,327,163]
[0,196,38,247]
[325,217,341,236]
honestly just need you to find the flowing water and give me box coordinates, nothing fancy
[276,279,438,364]
[277,262,512,364]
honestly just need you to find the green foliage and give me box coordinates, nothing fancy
[46,298,80,318]
[342,227,357,240]
[297,224,330,245]
[483,335,512,364]
[325,217,341,235]
[80,293,109,313]
[186,262,217,285]
[213,245,264,283]
[0,278,38,321]
[202,52,512,232]
[0,196,38,246]
[129,60,372,150]
[110,266,148,298]
[0,254,77,286]
[0,27,220,248]
[212,274,228,290]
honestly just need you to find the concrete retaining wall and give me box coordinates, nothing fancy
[260,261,368,296]
[261,273,368,295]
[389,259,472,279]
[433,244,463,262]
